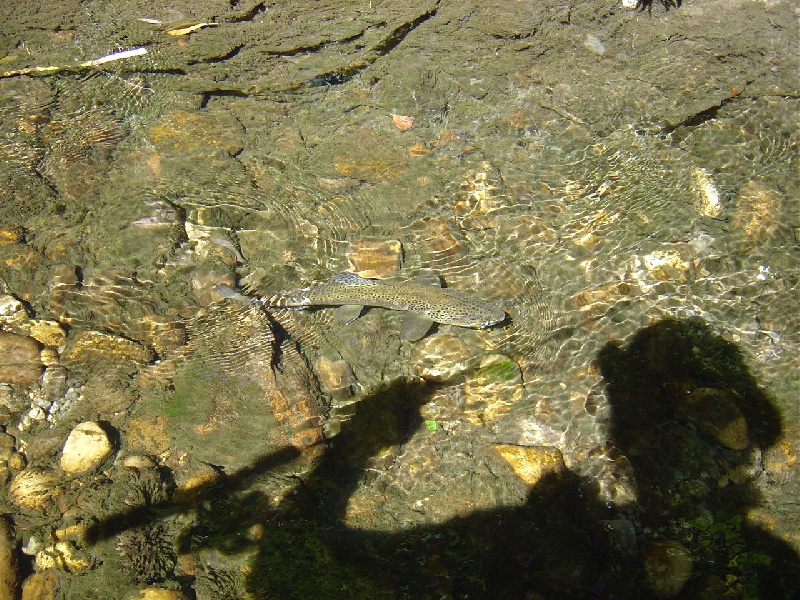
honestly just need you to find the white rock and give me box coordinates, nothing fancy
[60,421,114,474]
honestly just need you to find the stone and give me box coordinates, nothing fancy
[121,454,159,470]
[0,294,28,325]
[463,354,524,426]
[126,416,171,457]
[60,330,154,368]
[411,334,472,381]
[8,468,58,509]
[315,356,354,395]
[345,239,403,278]
[731,180,783,252]
[35,541,92,572]
[676,388,750,450]
[21,569,60,600]
[0,225,24,246]
[60,421,115,474]
[25,320,67,347]
[126,587,190,600]
[642,540,693,598]
[490,445,566,486]
[0,515,18,600]
[690,166,723,219]
[0,332,43,384]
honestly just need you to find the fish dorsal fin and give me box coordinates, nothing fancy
[334,304,365,324]
[399,311,434,342]
[412,269,442,287]
[331,272,378,286]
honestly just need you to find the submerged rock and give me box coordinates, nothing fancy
[643,540,693,598]
[0,516,19,600]
[8,468,58,509]
[490,444,566,486]
[60,421,115,474]
[676,387,749,450]
[0,332,43,384]
[345,238,403,278]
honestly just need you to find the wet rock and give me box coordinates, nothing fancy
[455,162,507,214]
[345,239,403,278]
[0,431,15,460]
[121,454,159,470]
[21,569,60,600]
[23,320,67,347]
[490,444,566,486]
[731,180,783,252]
[8,452,26,472]
[35,540,93,572]
[60,330,153,369]
[41,366,68,403]
[0,294,28,325]
[690,166,724,219]
[0,225,24,246]
[190,270,236,306]
[642,540,693,598]
[572,282,635,320]
[8,468,58,509]
[315,356,354,395]
[0,332,43,384]
[406,217,462,259]
[126,588,189,600]
[126,416,171,457]
[0,515,18,600]
[638,249,693,283]
[676,388,749,450]
[411,334,472,381]
[463,354,524,426]
[60,421,115,474]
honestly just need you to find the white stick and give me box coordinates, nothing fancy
[82,47,148,67]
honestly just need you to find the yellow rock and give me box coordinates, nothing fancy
[35,541,92,572]
[315,356,353,395]
[8,468,58,509]
[490,444,565,486]
[690,166,723,219]
[731,180,782,252]
[126,587,190,600]
[60,421,115,474]
[21,569,60,600]
[61,330,153,367]
[345,239,403,278]
[25,320,67,347]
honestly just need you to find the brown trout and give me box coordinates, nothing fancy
[216,270,506,341]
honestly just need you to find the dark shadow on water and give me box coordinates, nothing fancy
[86,318,799,598]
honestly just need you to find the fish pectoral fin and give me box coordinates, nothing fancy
[399,311,434,342]
[412,269,442,287]
[334,304,365,324]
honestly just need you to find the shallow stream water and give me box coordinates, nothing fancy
[1,1,799,598]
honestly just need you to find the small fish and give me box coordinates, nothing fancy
[216,270,506,341]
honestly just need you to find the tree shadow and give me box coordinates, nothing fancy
[85,317,799,598]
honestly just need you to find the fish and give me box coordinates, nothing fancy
[215,270,506,342]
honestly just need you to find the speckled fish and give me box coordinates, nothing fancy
[217,270,506,341]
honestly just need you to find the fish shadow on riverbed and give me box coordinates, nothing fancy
[85,317,799,598]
